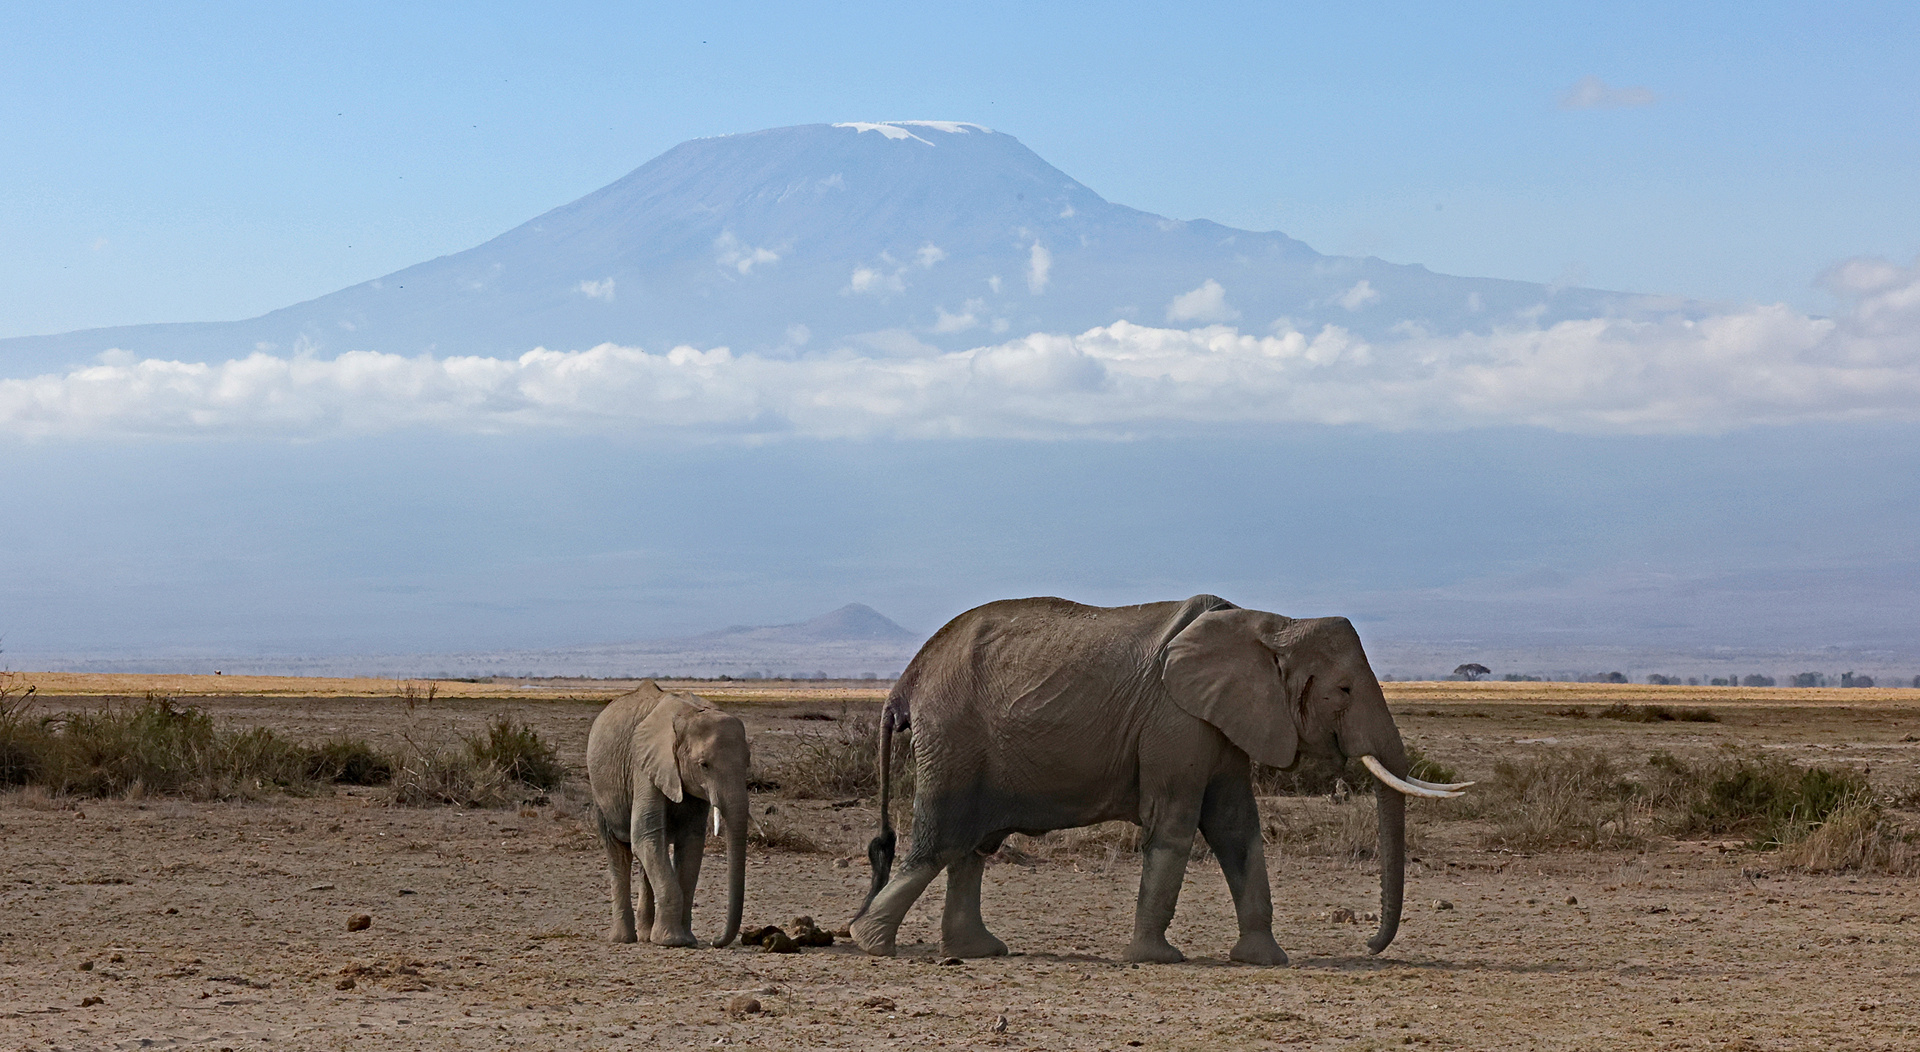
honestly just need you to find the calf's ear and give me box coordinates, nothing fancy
[635,697,689,803]
[1162,609,1298,769]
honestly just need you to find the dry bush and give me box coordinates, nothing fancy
[464,718,565,789]
[997,822,1145,867]
[1475,750,1646,851]
[0,673,44,788]
[1598,703,1720,724]
[772,708,914,801]
[1253,742,1459,798]
[747,816,824,853]
[1781,797,1920,874]
[1261,796,1412,861]
[384,747,516,808]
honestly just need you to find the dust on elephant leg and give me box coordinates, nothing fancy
[605,834,639,943]
[939,853,1008,959]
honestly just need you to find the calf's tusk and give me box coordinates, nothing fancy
[1361,755,1466,799]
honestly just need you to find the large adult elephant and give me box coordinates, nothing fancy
[849,595,1467,964]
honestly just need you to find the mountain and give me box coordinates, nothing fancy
[38,603,926,680]
[0,121,1678,376]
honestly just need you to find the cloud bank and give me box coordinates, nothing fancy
[5,258,1917,441]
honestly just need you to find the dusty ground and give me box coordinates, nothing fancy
[4,677,1920,1051]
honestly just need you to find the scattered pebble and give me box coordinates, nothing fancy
[1328,907,1356,924]
[335,977,356,991]
[1567,896,1579,906]
[77,960,93,972]
[1434,900,1455,911]
[939,956,963,966]
[862,995,897,1011]
[727,995,763,1016]
[307,883,336,892]
[80,996,104,1007]
[347,914,372,932]
[990,1013,1009,1033]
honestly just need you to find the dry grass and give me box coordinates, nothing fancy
[770,708,914,802]
[747,816,825,853]
[383,746,518,808]
[1781,798,1920,874]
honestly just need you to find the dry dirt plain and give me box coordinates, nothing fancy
[4,676,1920,1051]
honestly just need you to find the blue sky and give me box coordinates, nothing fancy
[2,3,1917,674]
[5,1,1917,338]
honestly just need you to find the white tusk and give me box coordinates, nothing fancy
[1361,755,1466,799]
[1405,774,1476,792]
[711,809,722,836]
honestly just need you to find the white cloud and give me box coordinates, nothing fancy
[1167,279,1240,323]
[1337,280,1379,311]
[846,266,904,295]
[9,258,1920,441]
[577,278,616,301]
[1026,242,1052,294]
[845,244,942,296]
[714,232,780,275]
[932,305,979,333]
[1560,75,1658,110]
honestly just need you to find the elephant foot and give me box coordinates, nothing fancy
[610,926,639,944]
[850,914,898,957]
[1121,937,1185,964]
[1229,932,1289,966]
[649,927,698,948]
[939,928,1009,959]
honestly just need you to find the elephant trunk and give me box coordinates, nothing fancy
[1367,782,1405,954]
[713,789,747,947]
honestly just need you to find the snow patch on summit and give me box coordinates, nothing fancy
[832,121,992,145]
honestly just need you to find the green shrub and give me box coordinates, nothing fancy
[464,718,565,790]
[305,737,395,785]
[1598,703,1721,724]
[29,695,311,799]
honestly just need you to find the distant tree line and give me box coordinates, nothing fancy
[1439,663,1920,687]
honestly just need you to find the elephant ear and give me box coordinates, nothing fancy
[634,693,692,803]
[1162,608,1298,769]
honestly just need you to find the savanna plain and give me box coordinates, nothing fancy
[3,673,1918,1051]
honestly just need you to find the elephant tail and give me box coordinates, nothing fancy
[854,702,903,921]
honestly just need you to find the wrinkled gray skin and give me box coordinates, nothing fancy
[587,682,749,948]
[850,595,1412,964]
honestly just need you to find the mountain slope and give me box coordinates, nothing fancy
[1,122,1671,375]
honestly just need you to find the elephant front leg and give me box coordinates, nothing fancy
[604,833,638,943]
[1200,775,1287,966]
[632,797,695,947]
[671,802,709,942]
[939,850,1008,959]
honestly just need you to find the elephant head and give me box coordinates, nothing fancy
[1162,610,1469,954]
[634,695,751,947]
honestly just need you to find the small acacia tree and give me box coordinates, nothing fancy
[1453,663,1491,681]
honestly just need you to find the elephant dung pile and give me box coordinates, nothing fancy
[740,915,838,953]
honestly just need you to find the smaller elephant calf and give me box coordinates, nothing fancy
[587,681,749,947]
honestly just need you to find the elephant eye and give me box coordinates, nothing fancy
[699,760,711,769]
[1339,685,1352,695]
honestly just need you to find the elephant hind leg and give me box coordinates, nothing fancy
[850,856,945,957]
[939,851,1008,959]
